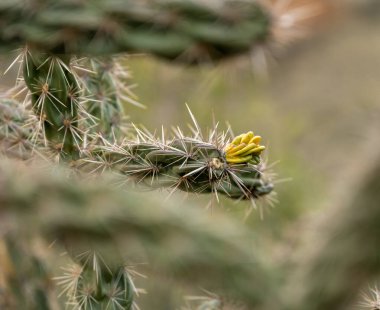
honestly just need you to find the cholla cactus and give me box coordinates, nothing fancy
[0,1,328,309]
[0,0,269,63]
[8,48,135,161]
[22,49,82,160]
[0,98,37,159]
[85,110,274,204]
[0,0,322,64]
[0,159,277,309]
[5,47,275,205]
[55,252,137,310]
[80,58,137,139]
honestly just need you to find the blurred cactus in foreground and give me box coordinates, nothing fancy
[0,98,36,160]
[0,159,277,309]
[0,0,323,63]
[1,140,380,309]
[0,0,270,63]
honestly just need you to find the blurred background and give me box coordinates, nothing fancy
[1,0,380,308]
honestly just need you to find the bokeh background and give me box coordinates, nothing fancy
[1,1,380,307]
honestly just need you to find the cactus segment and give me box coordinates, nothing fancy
[22,49,81,161]
[0,0,271,63]
[87,126,273,202]
[81,58,136,139]
[0,99,36,159]
[57,252,135,310]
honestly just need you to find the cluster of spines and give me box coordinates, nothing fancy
[0,98,37,159]
[14,48,135,161]
[55,252,139,310]
[360,286,380,310]
[79,57,139,140]
[86,122,274,204]
[22,49,83,161]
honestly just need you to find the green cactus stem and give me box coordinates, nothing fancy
[85,122,273,204]
[0,98,36,160]
[81,58,137,139]
[22,49,81,161]
[0,0,271,63]
[0,159,278,309]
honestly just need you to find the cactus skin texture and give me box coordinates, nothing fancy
[22,49,81,161]
[0,0,270,63]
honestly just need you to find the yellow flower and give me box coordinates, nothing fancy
[225,131,265,164]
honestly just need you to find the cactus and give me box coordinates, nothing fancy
[22,49,82,161]
[0,0,271,63]
[360,286,380,310]
[2,1,364,309]
[80,57,137,139]
[85,119,274,203]
[16,48,140,161]
[0,98,37,160]
[4,51,275,203]
[0,236,55,310]
[56,252,136,310]
[0,159,277,309]
[2,143,380,309]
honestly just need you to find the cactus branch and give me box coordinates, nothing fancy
[22,49,82,160]
[1,0,271,63]
[0,159,278,309]
[84,117,274,204]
